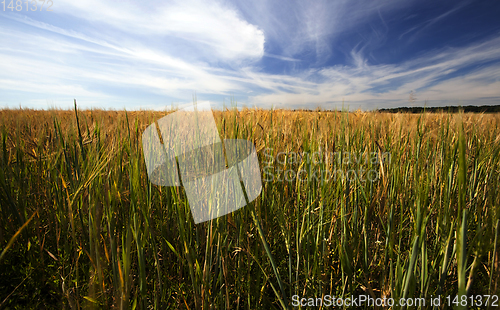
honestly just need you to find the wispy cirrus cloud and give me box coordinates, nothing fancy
[248,34,500,110]
[233,0,414,63]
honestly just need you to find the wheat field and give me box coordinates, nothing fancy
[0,106,499,309]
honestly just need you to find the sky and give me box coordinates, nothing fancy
[1,0,500,110]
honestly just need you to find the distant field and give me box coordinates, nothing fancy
[0,108,499,309]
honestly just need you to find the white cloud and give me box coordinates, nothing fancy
[0,17,244,102]
[53,0,265,62]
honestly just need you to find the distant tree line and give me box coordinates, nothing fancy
[376,105,500,113]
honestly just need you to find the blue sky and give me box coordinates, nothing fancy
[1,0,500,110]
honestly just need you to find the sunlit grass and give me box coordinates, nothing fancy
[0,104,499,309]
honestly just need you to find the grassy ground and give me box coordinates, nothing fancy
[0,106,499,309]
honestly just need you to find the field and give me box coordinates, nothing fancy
[0,106,499,309]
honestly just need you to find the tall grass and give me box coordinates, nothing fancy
[0,106,499,309]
